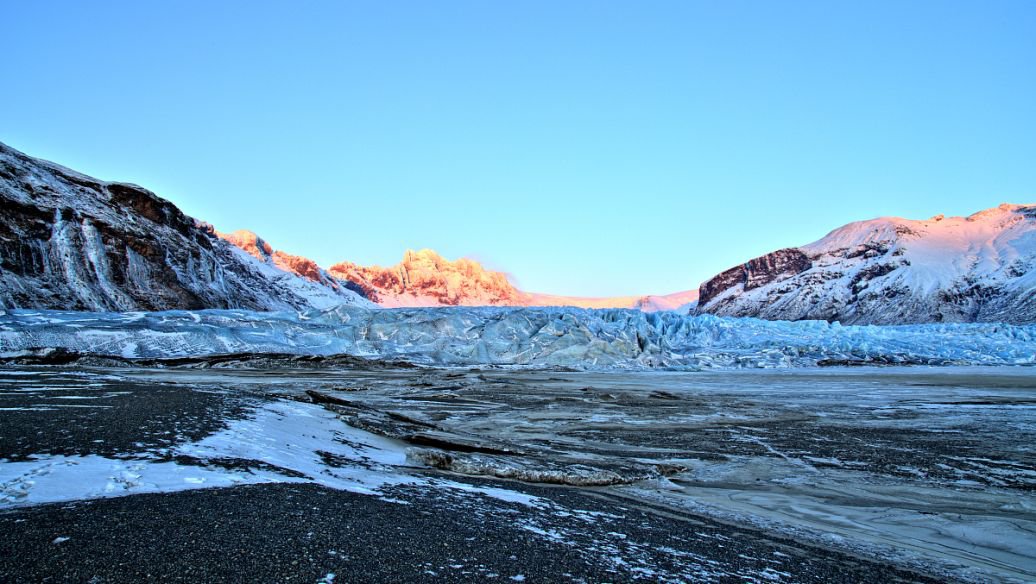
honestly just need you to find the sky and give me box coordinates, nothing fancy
[3,1,1035,297]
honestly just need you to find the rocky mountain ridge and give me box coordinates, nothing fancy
[0,141,370,312]
[0,141,695,313]
[327,249,698,310]
[5,141,1032,323]
[696,204,1036,324]
[328,249,527,307]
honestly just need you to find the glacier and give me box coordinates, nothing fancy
[1,306,1033,369]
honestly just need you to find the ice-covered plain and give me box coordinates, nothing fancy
[1,364,1034,582]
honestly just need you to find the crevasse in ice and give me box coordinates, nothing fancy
[1,306,1033,369]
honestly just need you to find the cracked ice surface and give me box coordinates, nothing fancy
[1,305,1034,368]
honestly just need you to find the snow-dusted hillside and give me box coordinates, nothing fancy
[0,141,693,313]
[0,141,370,312]
[697,204,1036,324]
[215,230,372,309]
[2,306,1032,369]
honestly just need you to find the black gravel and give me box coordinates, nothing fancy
[0,366,1001,582]
[0,371,251,460]
[0,480,946,584]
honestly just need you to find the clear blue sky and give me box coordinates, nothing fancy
[3,1,1034,296]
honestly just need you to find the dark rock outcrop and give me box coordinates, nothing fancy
[696,205,1036,324]
[699,248,811,305]
[0,141,366,311]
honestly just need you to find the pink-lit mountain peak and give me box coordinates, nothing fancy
[330,249,699,310]
[212,231,698,311]
[329,248,526,307]
[802,203,1034,255]
[697,203,1036,324]
[219,230,273,261]
[216,229,338,288]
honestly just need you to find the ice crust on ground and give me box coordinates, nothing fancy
[0,398,547,509]
[1,305,1033,369]
[0,400,414,506]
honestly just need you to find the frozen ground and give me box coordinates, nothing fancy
[1,364,1033,582]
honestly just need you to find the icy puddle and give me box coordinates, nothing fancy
[1,365,1034,582]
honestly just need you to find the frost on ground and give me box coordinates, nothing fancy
[1,305,1034,368]
[0,393,558,517]
[2,365,1035,582]
[0,385,794,582]
[0,400,404,506]
[0,398,492,507]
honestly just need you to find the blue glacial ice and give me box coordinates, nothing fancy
[0,306,1033,369]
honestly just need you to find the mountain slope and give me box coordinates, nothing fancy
[697,204,1036,324]
[0,141,697,313]
[328,249,699,311]
[329,249,527,307]
[0,141,370,312]
[215,229,371,309]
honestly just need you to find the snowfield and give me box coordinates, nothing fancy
[1,305,1033,369]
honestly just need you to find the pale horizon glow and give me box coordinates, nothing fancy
[3,1,1034,296]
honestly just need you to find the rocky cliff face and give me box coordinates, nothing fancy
[698,249,811,306]
[696,204,1036,324]
[326,249,701,311]
[329,249,527,307]
[216,229,369,301]
[0,141,697,314]
[0,141,369,312]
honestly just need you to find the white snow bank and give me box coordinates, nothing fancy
[0,399,416,507]
[0,398,550,510]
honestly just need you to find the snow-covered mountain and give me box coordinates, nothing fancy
[215,229,371,309]
[0,141,371,312]
[697,204,1036,324]
[8,141,1031,323]
[328,248,699,311]
[0,141,696,313]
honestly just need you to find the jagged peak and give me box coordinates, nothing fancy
[327,248,522,307]
[216,229,273,260]
[216,228,334,285]
[403,248,444,261]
